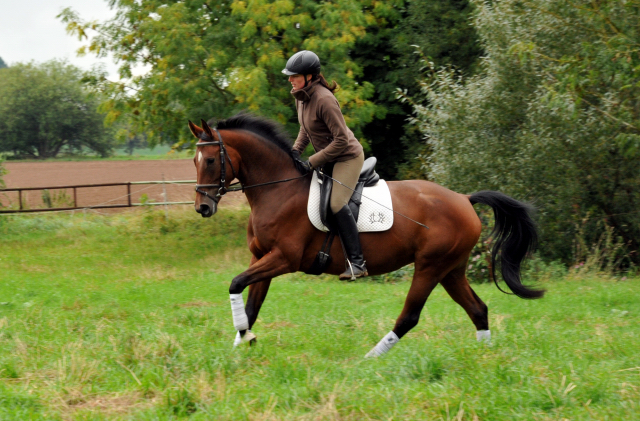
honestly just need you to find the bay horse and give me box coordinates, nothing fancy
[189,113,543,357]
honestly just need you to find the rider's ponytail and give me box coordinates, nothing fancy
[313,73,338,93]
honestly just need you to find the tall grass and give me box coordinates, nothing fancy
[0,208,638,420]
[571,219,633,278]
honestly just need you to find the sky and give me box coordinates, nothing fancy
[0,0,124,79]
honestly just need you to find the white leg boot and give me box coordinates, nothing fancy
[230,293,256,346]
[476,329,491,344]
[230,293,249,331]
[365,331,400,358]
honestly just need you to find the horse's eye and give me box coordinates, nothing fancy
[206,157,215,166]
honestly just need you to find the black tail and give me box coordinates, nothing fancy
[469,191,545,299]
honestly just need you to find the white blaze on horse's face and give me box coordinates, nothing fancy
[193,148,218,218]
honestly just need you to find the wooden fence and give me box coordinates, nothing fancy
[0,180,196,214]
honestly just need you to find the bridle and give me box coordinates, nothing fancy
[195,128,307,201]
[194,127,239,201]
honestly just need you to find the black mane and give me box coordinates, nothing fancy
[216,112,296,159]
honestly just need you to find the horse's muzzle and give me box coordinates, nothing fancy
[195,202,217,218]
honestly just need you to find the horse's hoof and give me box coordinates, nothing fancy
[244,331,257,343]
[233,330,257,347]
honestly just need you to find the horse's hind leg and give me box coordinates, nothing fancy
[365,264,442,358]
[246,279,272,330]
[440,265,490,342]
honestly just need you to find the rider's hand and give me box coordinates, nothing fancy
[292,150,313,174]
[298,160,313,174]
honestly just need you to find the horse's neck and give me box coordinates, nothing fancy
[226,132,306,206]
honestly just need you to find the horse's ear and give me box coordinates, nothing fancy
[201,119,214,139]
[188,120,203,139]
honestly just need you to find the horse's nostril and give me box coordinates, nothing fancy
[197,204,211,215]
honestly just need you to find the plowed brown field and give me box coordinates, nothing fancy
[1,160,246,211]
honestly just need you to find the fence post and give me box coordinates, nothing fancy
[127,183,131,207]
[18,190,22,210]
[162,174,168,217]
[73,187,77,208]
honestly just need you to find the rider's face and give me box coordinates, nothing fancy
[288,74,310,90]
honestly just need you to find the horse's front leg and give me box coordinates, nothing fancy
[232,279,272,347]
[229,249,291,346]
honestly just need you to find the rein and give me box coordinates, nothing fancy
[195,129,306,201]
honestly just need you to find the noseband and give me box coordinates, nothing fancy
[195,128,239,201]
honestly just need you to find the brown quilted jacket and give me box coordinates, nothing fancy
[291,80,363,168]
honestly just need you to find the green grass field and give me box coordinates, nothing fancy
[0,209,638,420]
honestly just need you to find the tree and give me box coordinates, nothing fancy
[352,0,482,179]
[0,57,7,69]
[0,61,113,158]
[59,0,381,150]
[409,0,640,264]
[119,128,148,155]
[330,0,481,178]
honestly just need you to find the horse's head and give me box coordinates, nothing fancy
[189,119,222,218]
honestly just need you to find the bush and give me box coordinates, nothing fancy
[408,0,640,267]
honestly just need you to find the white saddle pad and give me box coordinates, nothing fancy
[307,171,394,232]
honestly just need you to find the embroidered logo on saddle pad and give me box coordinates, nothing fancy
[307,171,394,232]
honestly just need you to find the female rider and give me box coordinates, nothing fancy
[282,50,367,280]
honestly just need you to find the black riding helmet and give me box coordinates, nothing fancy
[282,50,321,77]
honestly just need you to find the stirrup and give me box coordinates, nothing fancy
[339,260,368,281]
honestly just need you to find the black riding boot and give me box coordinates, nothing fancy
[334,205,368,280]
